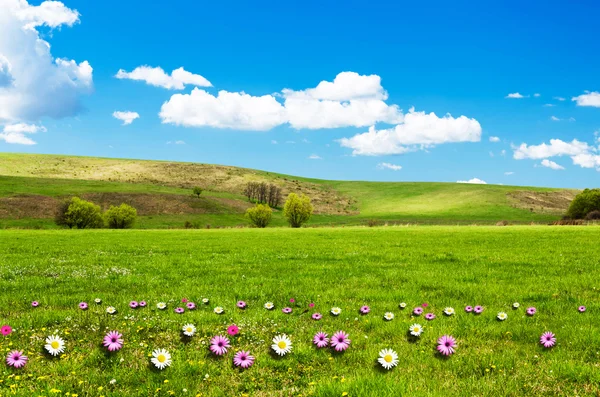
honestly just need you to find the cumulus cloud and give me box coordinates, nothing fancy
[505,92,526,99]
[338,108,482,156]
[0,0,92,122]
[0,123,46,145]
[489,136,500,142]
[308,154,322,160]
[504,171,514,175]
[115,66,212,90]
[457,178,487,184]
[112,111,139,125]
[572,91,600,108]
[513,139,590,160]
[377,162,402,171]
[540,159,565,170]
[533,93,541,97]
[550,116,560,121]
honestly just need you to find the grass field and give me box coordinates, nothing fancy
[1,226,599,396]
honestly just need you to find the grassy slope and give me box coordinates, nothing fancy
[0,227,599,396]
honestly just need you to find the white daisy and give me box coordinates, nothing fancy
[444,307,455,316]
[497,312,508,321]
[214,306,224,314]
[94,298,102,304]
[399,302,407,309]
[182,324,196,337]
[409,323,423,336]
[264,302,274,310]
[202,298,209,304]
[157,302,167,310]
[44,335,65,356]
[331,307,342,316]
[383,312,394,321]
[271,334,292,356]
[378,348,399,370]
[151,348,172,370]
[106,306,117,314]
[513,302,520,308]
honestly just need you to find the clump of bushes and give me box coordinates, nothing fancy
[585,210,600,220]
[567,189,600,219]
[245,204,272,228]
[244,182,282,208]
[283,193,313,228]
[55,198,137,229]
[105,204,137,229]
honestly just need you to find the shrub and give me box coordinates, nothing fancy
[585,210,600,220]
[55,199,74,228]
[56,197,103,229]
[104,204,137,229]
[245,204,273,228]
[567,189,600,219]
[283,193,313,228]
[192,187,203,198]
[367,219,379,227]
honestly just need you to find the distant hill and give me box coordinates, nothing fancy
[0,153,577,228]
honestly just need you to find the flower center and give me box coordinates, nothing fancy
[157,354,166,363]
[278,341,287,349]
[384,354,393,363]
[51,341,59,349]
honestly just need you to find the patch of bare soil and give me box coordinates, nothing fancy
[507,190,577,214]
[0,195,58,219]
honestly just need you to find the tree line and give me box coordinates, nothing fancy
[243,182,282,208]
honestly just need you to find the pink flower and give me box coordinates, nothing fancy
[31,301,39,307]
[425,313,436,321]
[437,335,457,356]
[465,306,473,313]
[103,331,123,352]
[413,307,423,316]
[233,350,254,368]
[282,307,292,314]
[1,325,12,336]
[237,301,247,309]
[360,305,370,314]
[526,307,536,316]
[227,324,239,336]
[473,305,484,314]
[209,335,230,356]
[79,302,88,310]
[129,301,138,309]
[421,303,429,308]
[578,306,586,313]
[181,298,188,303]
[186,302,196,310]
[309,302,315,308]
[174,307,184,314]
[330,331,350,352]
[289,298,295,303]
[313,332,329,348]
[6,350,27,368]
[139,301,147,307]
[312,313,322,320]
[540,332,556,348]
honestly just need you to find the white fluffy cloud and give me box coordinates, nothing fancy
[116,66,212,90]
[506,92,526,99]
[0,0,92,123]
[284,71,388,101]
[489,136,500,142]
[571,153,600,170]
[377,162,402,171]
[338,108,482,156]
[0,123,46,145]
[572,91,600,108]
[457,178,487,184]
[112,111,140,125]
[308,154,322,160]
[540,159,565,170]
[513,139,590,160]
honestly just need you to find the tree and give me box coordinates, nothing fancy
[55,198,75,228]
[245,204,273,228]
[243,182,282,207]
[567,189,600,219]
[105,203,137,229]
[192,187,203,198]
[283,193,313,228]
[56,197,103,229]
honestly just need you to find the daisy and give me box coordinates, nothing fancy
[157,302,167,310]
[513,302,520,309]
[271,334,292,356]
[540,332,556,348]
[129,301,138,309]
[383,312,394,321]
[436,335,457,356]
[399,302,407,309]
[182,324,196,337]
[309,302,315,308]
[186,302,196,310]
[422,302,429,307]
[174,307,184,314]
[526,307,536,316]
[214,306,224,314]
[31,301,39,307]
[474,305,484,314]
[331,307,342,316]
[79,302,88,310]
[202,298,209,304]
[233,350,255,369]
[425,313,436,321]
[282,307,292,314]
[45,335,65,356]
[6,350,27,368]
[378,348,398,370]
[94,298,102,304]
[409,323,423,337]
[313,332,329,348]
[264,302,274,310]
[360,305,370,315]
[497,312,508,321]
[312,313,322,320]
[289,298,295,303]
[227,324,239,336]
[209,335,230,356]
[413,307,423,316]
[330,331,350,352]
[578,306,586,313]
[465,305,473,313]
[1,325,12,336]
[237,301,247,309]
[103,331,124,352]
[443,307,455,316]
[151,349,172,370]
[139,301,147,307]
[182,298,188,303]
[106,306,117,315]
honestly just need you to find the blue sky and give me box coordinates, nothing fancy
[1,0,599,188]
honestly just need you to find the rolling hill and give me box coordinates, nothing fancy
[0,153,577,228]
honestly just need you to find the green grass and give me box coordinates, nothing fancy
[1,226,599,396]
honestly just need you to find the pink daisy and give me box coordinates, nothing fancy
[233,350,254,369]
[174,307,185,314]
[465,305,473,313]
[413,307,423,316]
[79,302,88,310]
[425,313,436,321]
[139,301,147,307]
[103,331,124,352]
[129,301,138,309]
[578,306,586,313]
[227,324,239,336]
[313,332,329,348]
[237,301,247,309]
[6,350,27,368]
[312,313,322,320]
[31,301,39,307]
[422,303,429,307]
[282,307,292,314]
[437,335,457,356]
[526,307,536,316]
[360,305,370,315]
[1,325,12,336]
[209,335,230,356]
[474,305,484,314]
[309,303,315,308]
[289,298,295,303]
[330,331,351,352]
[181,298,188,303]
[540,332,556,348]
[186,302,196,310]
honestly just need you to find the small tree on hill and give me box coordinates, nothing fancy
[105,203,138,229]
[55,198,75,228]
[283,193,313,228]
[245,204,272,228]
[192,187,203,198]
[56,197,103,229]
[567,188,600,219]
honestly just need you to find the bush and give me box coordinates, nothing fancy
[56,197,103,229]
[367,219,379,227]
[567,189,600,219]
[283,193,313,228]
[245,204,272,228]
[104,204,137,229]
[585,210,600,220]
[192,187,203,198]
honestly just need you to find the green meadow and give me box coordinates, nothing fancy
[1,226,599,396]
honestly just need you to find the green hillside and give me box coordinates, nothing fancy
[0,153,577,228]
